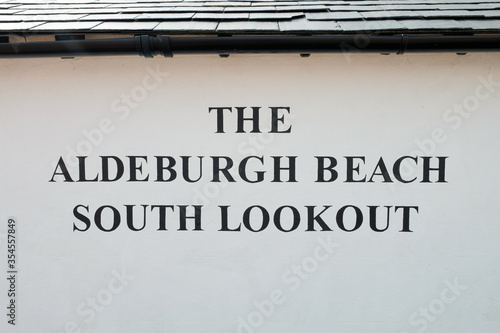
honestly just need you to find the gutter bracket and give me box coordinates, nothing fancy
[218,34,231,58]
[135,35,173,58]
[158,36,173,58]
[398,34,408,55]
[136,35,154,58]
[55,35,85,41]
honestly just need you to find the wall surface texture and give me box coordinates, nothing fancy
[1,53,499,333]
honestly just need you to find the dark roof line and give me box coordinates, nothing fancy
[2,34,500,58]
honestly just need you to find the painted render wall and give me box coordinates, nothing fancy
[1,53,500,333]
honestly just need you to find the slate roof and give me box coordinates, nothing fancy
[1,0,500,35]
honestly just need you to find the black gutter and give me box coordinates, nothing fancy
[1,34,500,58]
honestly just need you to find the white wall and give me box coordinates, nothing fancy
[0,53,499,333]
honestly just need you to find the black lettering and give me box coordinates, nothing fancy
[219,205,241,231]
[336,205,363,232]
[421,157,448,183]
[395,206,419,232]
[181,156,203,183]
[270,107,291,133]
[243,205,269,232]
[368,206,391,232]
[393,156,418,183]
[49,157,74,182]
[239,156,265,183]
[95,205,121,232]
[212,156,236,182]
[125,205,148,231]
[73,205,91,231]
[178,205,203,231]
[272,156,297,182]
[315,156,338,182]
[77,156,98,182]
[209,107,232,133]
[306,206,332,231]
[274,206,300,232]
[128,156,149,182]
[101,156,124,182]
[156,156,177,182]
[237,107,261,133]
[151,205,174,231]
[345,156,366,183]
[368,157,393,183]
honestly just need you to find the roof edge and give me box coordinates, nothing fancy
[2,34,500,58]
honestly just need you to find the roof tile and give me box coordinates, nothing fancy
[31,21,102,31]
[136,13,195,20]
[92,21,160,31]
[306,11,362,21]
[193,12,250,20]
[337,19,406,31]
[250,12,304,20]
[279,17,342,32]
[154,20,218,32]
[1,0,500,35]
[398,19,471,30]
[460,19,500,30]
[217,20,280,32]
[0,21,44,31]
